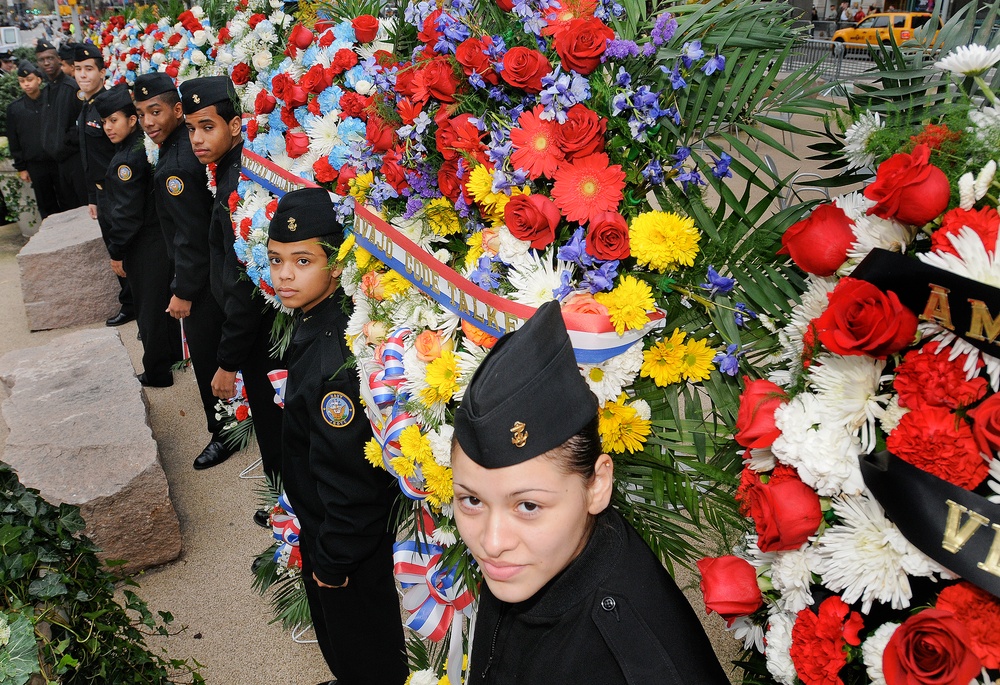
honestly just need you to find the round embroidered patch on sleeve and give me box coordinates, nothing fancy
[321,391,354,428]
[117,165,133,181]
[166,176,184,196]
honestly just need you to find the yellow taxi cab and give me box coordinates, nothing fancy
[832,12,941,47]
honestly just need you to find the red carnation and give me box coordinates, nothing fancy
[264,198,278,219]
[936,582,1000,669]
[228,190,240,214]
[238,217,252,240]
[931,206,1000,256]
[318,30,335,48]
[339,91,371,120]
[279,105,299,130]
[230,62,251,86]
[894,342,987,411]
[235,404,250,422]
[313,157,339,184]
[334,165,357,196]
[887,407,988,489]
[217,26,231,43]
[245,119,258,141]
[790,596,863,685]
[331,48,359,75]
[247,13,266,29]
[167,33,181,46]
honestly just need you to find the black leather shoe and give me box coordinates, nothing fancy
[253,509,271,528]
[137,372,173,388]
[251,556,265,574]
[105,310,135,326]
[193,440,234,470]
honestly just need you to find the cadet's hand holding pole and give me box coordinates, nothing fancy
[211,367,237,399]
[165,295,191,319]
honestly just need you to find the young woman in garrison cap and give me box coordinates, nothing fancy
[452,301,730,685]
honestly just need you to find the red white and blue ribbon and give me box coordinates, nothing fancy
[268,369,287,409]
[271,491,302,570]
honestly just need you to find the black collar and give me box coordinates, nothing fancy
[294,290,343,343]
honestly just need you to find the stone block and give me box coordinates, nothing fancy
[16,207,119,331]
[0,328,181,573]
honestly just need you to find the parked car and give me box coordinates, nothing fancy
[832,12,941,47]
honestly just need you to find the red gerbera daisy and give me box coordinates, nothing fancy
[551,152,626,224]
[510,106,564,180]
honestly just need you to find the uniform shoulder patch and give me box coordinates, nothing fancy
[321,391,354,428]
[117,165,133,181]
[166,175,184,196]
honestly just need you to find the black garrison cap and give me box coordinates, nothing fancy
[454,300,597,469]
[58,42,76,61]
[74,43,104,68]
[179,76,236,115]
[268,188,343,244]
[35,38,56,53]
[133,72,177,102]
[17,61,42,78]
[94,84,134,118]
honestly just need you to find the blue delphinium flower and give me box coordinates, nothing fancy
[677,168,705,194]
[471,255,501,290]
[582,260,619,293]
[605,39,639,60]
[553,270,574,300]
[699,266,736,296]
[557,227,594,268]
[734,303,758,327]
[538,68,591,123]
[712,344,741,376]
[680,41,704,68]
[703,50,726,75]
[643,159,665,185]
[651,12,677,45]
[666,63,686,90]
[711,152,733,179]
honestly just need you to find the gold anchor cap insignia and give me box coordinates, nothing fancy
[141,87,148,95]
[510,421,527,448]
[287,217,297,232]
[192,93,201,104]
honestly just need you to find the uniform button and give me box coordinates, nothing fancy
[601,597,616,611]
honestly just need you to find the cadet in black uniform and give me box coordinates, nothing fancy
[37,40,86,211]
[95,84,179,387]
[76,43,133,327]
[179,76,284,477]
[452,302,731,685]
[58,42,76,77]
[7,61,61,218]
[34,39,61,84]
[267,188,407,685]
[134,72,228,465]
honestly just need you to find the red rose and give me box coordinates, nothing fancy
[883,609,982,685]
[936,581,1000,670]
[931,206,1000,256]
[365,116,395,153]
[288,23,314,49]
[300,63,332,94]
[887,407,987,489]
[217,26,231,43]
[331,47,359,75]
[352,15,379,43]
[734,378,787,448]
[235,404,249,422]
[437,158,467,205]
[395,64,418,98]
[418,9,444,45]
[552,17,615,75]
[313,157,339,184]
[790,596,863,685]
[247,13,266,29]
[285,131,310,158]
[339,91,371,120]
[307,97,322,116]
[970,393,1000,457]
[585,211,629,260]
[813,277,918,359]
[496,0,514,8]
[501,46,552,94]
[412,56,461,105]
[556,104,606,160]
[284,85,309,109]
[380,149,409,193]
[230,62,251,86]
[280,105,299,130]
[696,556,762,626]
[167,33,182,46]
[270,73,294,101]
[435,113,485,163]
[246,118,258,141]
[165,63,179,79]
[318,30,335,48]
[894,342,987,411]
[504,194,562,249]
[455,36,498,85]
[746,473,822,552]
[314,19,335,33]
[864,143,951,226]
[335,165,357,196]
[778,203,855,277]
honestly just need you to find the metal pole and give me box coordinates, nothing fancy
[70,3,80,37]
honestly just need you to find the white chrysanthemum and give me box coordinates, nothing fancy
[935,43,1000,77]
[427,424,454,467]
[430,522,458,546]
[776,275,837,366]
[581,344,643,403]
[303,112,343,158]
[879,395,909,434]
[290,148,321,176]
[344,296,371,341]
[726,616,765,653]
[772,393,866,496]
[862,622,900,685]
[393,215,445,253]
[843,111,883,170]
[764,612,798,685]
[143,135,159,167]
[808,354,891,451]
[770,548,815,614]
[744,447,777,472]
[497,227,532,268]
[988,458,1000,504]
[976,160,997,200]
[741,534,777,570]
[408,670,438,685]
[507,251,572,307]
[960,171,977,210]
[631,398,651,421]
[969,107,1000,142]
[812,494,948,613]
[845,213,917,265]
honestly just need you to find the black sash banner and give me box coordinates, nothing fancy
[851,248,1000,359]
[860,451,1000,598]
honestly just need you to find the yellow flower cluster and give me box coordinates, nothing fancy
[336,233,356,263]
[349,170,375,202]
[629,211,701,272]
[426,197,463,236]
[598,394,651,454]
[420,350,460,406]
[594,275,655,335]
[397,425,453,509]
[381,270,413,299]
[466,164,528,226]
[364,437,385,470]
[640,329,717,386]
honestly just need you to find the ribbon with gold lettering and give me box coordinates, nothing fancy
[851,248,1000,358]
[860,451,1000,598]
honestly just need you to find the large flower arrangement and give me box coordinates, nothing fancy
[696,37,1000,685]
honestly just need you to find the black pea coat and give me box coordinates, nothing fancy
[468,508,731,685]
[78,90,115,206]
[39,71,81,163]
[7,94,50,169]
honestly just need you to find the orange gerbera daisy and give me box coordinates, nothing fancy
[510,105,565,180]
[551,153,626,224]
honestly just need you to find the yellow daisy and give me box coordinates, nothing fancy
[389,455,417,478]
[680,338,716,382]
[381,270,413,299]
[465,231,485,269]
[364,438,385,470]
[423,461,454,508]
[640,329,687,386]
[336,233,355,263]
[355,246,374,270]
[594,275,655,335]
[598,394,651,454]
[420,350,460,406]
[399,425,434,468]
[629,211,701,272]
[349,170,375,202]
[426,197,463,236]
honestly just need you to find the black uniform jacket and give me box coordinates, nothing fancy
[40,71,81,162]
[7,95,50,169]
[281,293,397,587]
[468,508,731,685]
[210,141,272,371]
[78,88,115,204]
[103,129,159,261]
[153,126,213,301]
